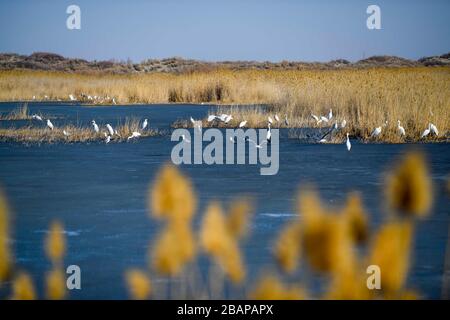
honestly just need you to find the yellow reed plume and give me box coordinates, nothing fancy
[150,164,196,222]
[217,242,246,284]
[0,189,11,281]
[368,221,412,293]
[45,221,66,263]
[385,152,432,217]
[125,269,152,300]
[11,272,36,300]
[200,202,231,256]
[299,189,355,273]
[342,192,368,244]
[46,268,67,300]
[274,222,302,274]
[226,198,253,239]
[151,219,196,276]
[152,226,185,276]
[200,201,246,283]
[325,268,371,300]
[250,274,306,300]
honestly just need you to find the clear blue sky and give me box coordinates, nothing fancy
[0,0,449,62]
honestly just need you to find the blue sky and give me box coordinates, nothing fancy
[0,0,449,62]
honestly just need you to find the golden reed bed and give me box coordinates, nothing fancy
[0,67,449,142]
[0,151,446,299]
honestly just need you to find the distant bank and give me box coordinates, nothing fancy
[0,52,449,74]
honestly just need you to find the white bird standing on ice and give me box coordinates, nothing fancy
[430,123,439,136]
[46,119,54,130]
[32,114,43,121]
[328,109,333,120]
[92,120,99,133]
[106,124,114,136]
[239,120,247,128]
[127,131,141,141]
[181,134,191,143]
[346,133,351,151]
[266,123,272,142]
[421,124,431,138]
[397,120,406,136]
[142,119,148,130]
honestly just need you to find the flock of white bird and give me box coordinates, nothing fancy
[32,94,117,105]
[30,114,149,143]
[29,103,440,150]
[311,108,440,151]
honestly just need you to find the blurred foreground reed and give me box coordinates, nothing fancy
[125,151,438,300]
[0,151,444,299]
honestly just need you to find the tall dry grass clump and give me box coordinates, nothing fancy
[0,103,31,120]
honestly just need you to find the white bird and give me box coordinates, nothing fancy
[105,135,111,144]
[421,124,431,138]
[127,131,141,141]
[274,114,280,122]
[268,116,273,124]
[397,120,406,136]
[266,123,272,142]
[246,138,268,149]
[328,109,333,120]
[341,119,347,129]
[46,119,54,130]
[239,120,247,128]
[371,126,382,137]
[320,116,329,123]
[32,95,36,100]
[106,124,114,136]
[430,123,439,136]
[218,114,228,122]
[63,130,70,137]
[311,114,320,122]
[207,115,217,122]
[181,134,191,143]
[92,120,99,133]
[112,97,117,105]
[32,114,43,121]
[142,119,148,130]
[69,94,76,101]
[224,115,233,124]
[319,138,327,143]
[346,133,351,151]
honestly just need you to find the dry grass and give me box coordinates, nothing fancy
[0,118,159,143]
[0,68,449,142]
